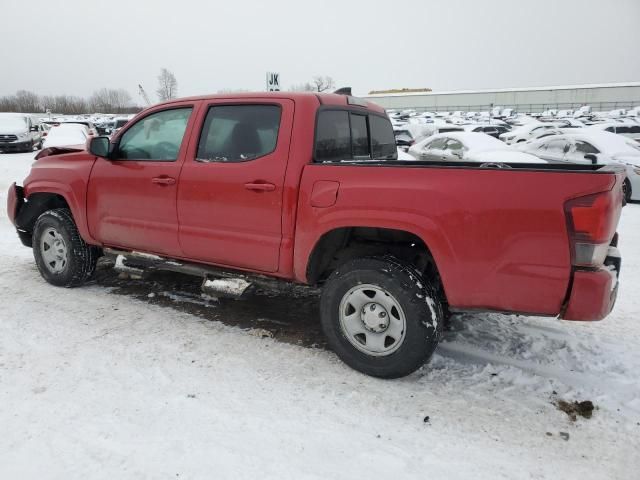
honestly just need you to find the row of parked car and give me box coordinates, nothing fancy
[0,112,134,153]
[390,107,640,202]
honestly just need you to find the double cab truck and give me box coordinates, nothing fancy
[7,92,624,378]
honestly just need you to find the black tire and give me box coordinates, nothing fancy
[320,256,443,378]
[623,178,632,205]
[32,209,99,287]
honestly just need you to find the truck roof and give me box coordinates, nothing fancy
[155,92,387,115]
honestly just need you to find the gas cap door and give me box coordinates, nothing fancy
[310,180,340,208]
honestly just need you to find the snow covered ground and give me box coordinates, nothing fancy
[1,151,639,479]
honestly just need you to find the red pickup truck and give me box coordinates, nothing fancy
[7,92,624,378]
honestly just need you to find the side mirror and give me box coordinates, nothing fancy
[30,126,39,132]
[89,136,111,158]
[584,153,598,164]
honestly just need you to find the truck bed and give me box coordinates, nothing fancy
[294,161,624,317]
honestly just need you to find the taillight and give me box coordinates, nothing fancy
[564,191,621,267]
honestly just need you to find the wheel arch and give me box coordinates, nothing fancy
[17,184,98,245]
[303,225,450,305]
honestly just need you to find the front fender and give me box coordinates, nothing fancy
[23,181,99,245]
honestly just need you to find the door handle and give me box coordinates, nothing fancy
[152,177,176,186]
[244,182,276,192]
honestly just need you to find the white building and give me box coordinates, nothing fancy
[363,82,640,113]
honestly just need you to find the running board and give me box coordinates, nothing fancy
[104,248,287,298]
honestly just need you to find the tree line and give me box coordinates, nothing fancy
[0,71,335,114]
[0,88,141,115]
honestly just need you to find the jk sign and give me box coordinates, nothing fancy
[266,72,280,91]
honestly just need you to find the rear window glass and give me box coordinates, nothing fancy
[315,110,397,162]
[370,115,397,159]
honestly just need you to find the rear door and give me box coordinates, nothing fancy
[87,104,196,256]
[176,99,293,272]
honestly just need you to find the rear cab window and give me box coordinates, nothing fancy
[314,108,397,162]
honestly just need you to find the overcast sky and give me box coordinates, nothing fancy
[2,0,639,102]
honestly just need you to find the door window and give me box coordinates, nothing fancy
[196,104,282,162]
[426,138,447,150]
[545,139,569,153]
[445,139,464,151]
[118,108,192,161]
[574,141,599,154]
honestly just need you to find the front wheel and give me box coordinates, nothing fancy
[32,209,99,287]
[320,256,443,378]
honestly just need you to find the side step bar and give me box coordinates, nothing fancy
[104,248,288,298]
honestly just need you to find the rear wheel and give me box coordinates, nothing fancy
[320,256,443,378]
[32,209,99,287]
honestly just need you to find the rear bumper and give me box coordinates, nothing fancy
[561,247,620,321]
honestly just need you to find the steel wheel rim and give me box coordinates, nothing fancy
[40,227,68,274]
[338,284,406,356]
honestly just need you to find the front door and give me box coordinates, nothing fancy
[177,100,293,272]
[87,105,196,256]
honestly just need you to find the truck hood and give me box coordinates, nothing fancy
[0,128,28,135]
[35,145,85,160]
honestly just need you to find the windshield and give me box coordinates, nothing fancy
[0,116,27,130]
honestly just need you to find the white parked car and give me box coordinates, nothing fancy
[499,122,559,144]
[518,131,640,203]
[42,123,89,149]
[0,113,43,152]
[586,122,640,143]
[408,132,545,164]
[393,124,432,151]
[397,147,414,160]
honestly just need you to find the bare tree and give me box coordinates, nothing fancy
[14,90,42,112]
[311,75,335,92]
[0,89,138,114]
[288,82,314,92]
[89,88,132,113]
[216,88,250,94]
[288,76,335,93]
[156,68,178,101]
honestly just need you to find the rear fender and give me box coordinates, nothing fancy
[295,213,456,291]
